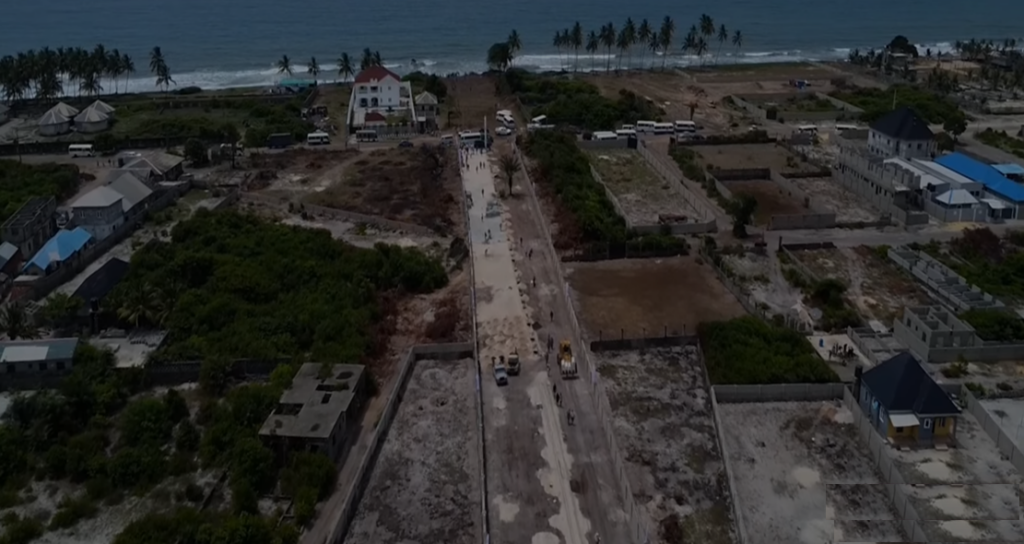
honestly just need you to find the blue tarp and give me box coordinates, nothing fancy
[993,163,1024,176]
[934,153,1024,203]
[23,227,93,273]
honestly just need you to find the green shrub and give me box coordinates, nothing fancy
[831,84,961,124]
[699,317,840,384]
[49,497,99,530]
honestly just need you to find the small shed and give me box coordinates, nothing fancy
[74,106,111,133]
[38,109,71,136]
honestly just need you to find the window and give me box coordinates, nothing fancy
[56,361,65,371]
[936,417,946,427]
[895,426,904,433]
[39,362,47,372]
[923,418,932,429]
[4,365,13,374]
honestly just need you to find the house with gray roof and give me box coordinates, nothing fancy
[0,241,20,276]
[106,172,155,216]
[867,106,936,159]
[119,151,185,181]
[0,338,79,375]
[71,186,124,240]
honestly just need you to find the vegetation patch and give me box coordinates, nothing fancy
[830,84,961,123]
[504,69,663,130]
[777,94,839,113]
[0,160,80,222]
[960,309,1024,342]
[945,227,1024,301]
[110,210,447,363]
[975,128,1024,160]
[698,316,839,384]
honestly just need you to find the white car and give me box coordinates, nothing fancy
[495,126,513,136]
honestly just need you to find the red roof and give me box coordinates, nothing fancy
[364,112,386,123]
[354,66,400,84]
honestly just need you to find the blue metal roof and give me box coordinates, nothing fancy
[992,163,1024,176]
[23,227,93,273]
[934,153,1024,203]
[0,338,79,362]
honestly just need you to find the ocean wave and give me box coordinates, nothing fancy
[110,41,962,93]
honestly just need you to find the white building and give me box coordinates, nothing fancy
[867,106,936,159]
[347,66,416,132]
[71,186,124,240]
[74,105,111,133]
[38,109,71,136]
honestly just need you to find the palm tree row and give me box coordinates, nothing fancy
[0,45,141,103]
[273,48,381,83]
[547,14,743,73]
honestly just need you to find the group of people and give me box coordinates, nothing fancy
[829,343,856,360]
[552,383,576,426]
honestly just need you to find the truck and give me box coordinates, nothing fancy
[506,353,521,376]
[266,132,294,149]
[493,357,508,386]
[559,340,578,379]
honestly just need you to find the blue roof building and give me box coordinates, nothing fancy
[934,153,1024,219]
[992,163,1024,177]
[22,227,94,275]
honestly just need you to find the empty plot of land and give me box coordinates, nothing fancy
[791,246,931,325]
[696,143,821,173]
[306,146,460,232]
[721,179,805,224]
[582,71,736,129]
[587,149,695,224]
[448,74,502,130]
[344,358,481,544]
[719,401,905,544]
[567,256,746,339]
[891,411,1024,542]
[597,347,735,544]
[787,176,878,222]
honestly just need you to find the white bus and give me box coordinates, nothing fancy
[615,129,637,138]
[592,131,619,141]
[835,123,860,132]
[674,120,697,133]
[653,122,675,134]
[459,130,484,146]
[355,129,378,142]
[306,132,331,145]
[68,144,94,157]
[620,124,635,131]
[636,120,656,133]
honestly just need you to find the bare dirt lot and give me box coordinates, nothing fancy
[447,74,505,130]
[597,346,735,544]
[720,179,805,225]
[719,401,905,544]
[892,411,1024,542]
[344,357,481,544]
[791,246,931,325]
[786,176,879,222]
[696,143,821,174]
[304,145,461,232]
[586,149,696,224]
[567,256,746,339]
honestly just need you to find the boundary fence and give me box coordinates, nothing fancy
[959,386,1024,474]
[514,141,654,544]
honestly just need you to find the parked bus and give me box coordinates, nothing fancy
[355,130,378,142]
[615,129,637,138]
[653,122,675,134]
[68,144,94,157]
[592,131,618,140]
[636,120,656,133]
[674,120,697,133]
[306,132,330,145]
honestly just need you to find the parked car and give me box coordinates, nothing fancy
[495,126,513,136]
[397,140,414,148]
[493,357,508,386]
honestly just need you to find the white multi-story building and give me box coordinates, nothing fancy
[347,66,416,133]
[867,106,936,159]
[70,186,124,241]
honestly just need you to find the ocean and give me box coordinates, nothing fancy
[0,0,1020,92]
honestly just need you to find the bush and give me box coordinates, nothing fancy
[960,309,1024,341]
[0,514,44,544]
[49,497,99,530]
[0,161,80,223]
[698,317,840,384]
[119,398,173,447]
[505,69,663,130]
[831,85,962,124]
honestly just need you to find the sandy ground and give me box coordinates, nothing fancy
[721,179,807,225]
[786,176,880,222]
[792,246,932,327]
[596,347,735,544]
[719,401,905,544]
[981,398,1024,450]
[892,410,1024,542]
[343,358,480,544]
[722,250,803,318]
[587,149,695,225]
[696,143,822,173]
[567,256,746,340]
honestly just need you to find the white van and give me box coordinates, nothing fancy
[620,124,636,131]
[835,124,859,132]
[592,131,619,141]
[674,120,697,133]
[796,125,818,135]
[636,120,656,133]
[440,134,455,145]
[306,132,330,145]
[498,113,516,128]
[68,144,94,157]
[615,129,637,138]
[531,115,548,124]
[653,122,674,134]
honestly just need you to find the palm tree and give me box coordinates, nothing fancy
[616,28,630,72]
[372,51,383,67]
[486,42,513,71]
[600,23,616,72]
[39,293,83,332]
[716,24,729,65]
[361,48,374,70]
[507,30,522,66]
[80,70,102,97]
[637,19,653,72]
[121,53,135,94]
[91,44,108,90]
[571,22,584,72]
[553,30,568,70]
[659,16,675,70]
[337,52,355,82]
[0,303,38,340]
[683,28,698,63]
[586,31,600,71]
[623,18,637,70]
[498,154,521,196]
[732,29,744,59]
[307,57,320,83]
[695,36,710,67]
[149,46,172,92]
[277,54,293,76]
[117,283,160,328]
[648,31,661,70]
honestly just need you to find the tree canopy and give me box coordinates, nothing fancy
[114,210,447,363]
[0,160,80,222]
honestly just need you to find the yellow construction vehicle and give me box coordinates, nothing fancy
[559,340,578,379]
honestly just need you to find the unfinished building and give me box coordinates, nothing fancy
[888,248,1004,311]
[259,363,367,462]
[1,197,57,258]
[893,306,1024,363]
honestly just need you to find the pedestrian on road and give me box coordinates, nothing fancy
[519,236,523,246]
[531,277,536,287]
[555,392,562,407]
[529,248,533,259]
[552,383,557,394]
[550,310,554,322]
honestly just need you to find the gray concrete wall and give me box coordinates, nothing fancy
[713,383,846,403]
[888,249,1005,311]
[711,175,734,200]
[589,335,699,352]
[768,213,837,230]
[710,387,749,544]
[589,165,631,226]
[579,138,631,150]
[961,385,1024,474]
[728,92,863,123]
[711,168,771,182]
[238,192,437,237]
[922,199,990,223]
[892,316,1024,363]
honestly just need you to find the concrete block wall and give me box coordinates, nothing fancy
[888,249,1005,311]
[589,165,631,227]
[960,385,1024,474]
[713,383,846,403]
[238,192,436,237]
[578,139,631,150]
